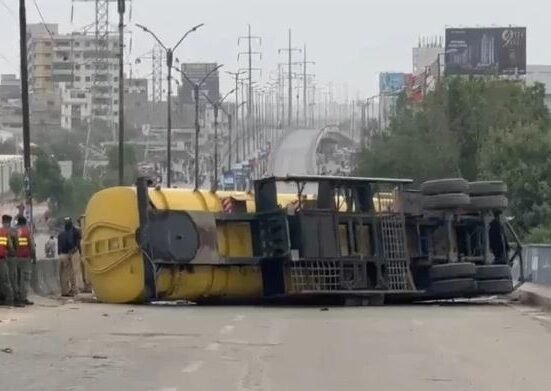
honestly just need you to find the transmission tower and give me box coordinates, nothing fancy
[72,0,132,177]
[152,43,164,102]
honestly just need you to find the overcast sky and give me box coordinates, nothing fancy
[0,0,549,98]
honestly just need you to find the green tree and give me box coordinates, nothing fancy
[9,172,24,197]
[32,152,65,204]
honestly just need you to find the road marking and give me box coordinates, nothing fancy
[181,361,203,374]
[233,314,245,322]
[205,342,220,351]
[220,325,235,335]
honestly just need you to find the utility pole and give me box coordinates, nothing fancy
[18,0,32,227]
[226,70,245,164]
[117,0,125,185]
[136,22,204,187]
[299,45,315,127]
[238,25,261,156]
[278,30,301,128]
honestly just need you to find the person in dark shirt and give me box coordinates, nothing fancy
[58,217,83,296]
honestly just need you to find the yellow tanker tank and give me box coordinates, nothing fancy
[83,187,311,304]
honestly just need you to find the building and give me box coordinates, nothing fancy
[526,65,551,110]
[27,23,58,94]
[60,86,91,130]
[412,36,443,75]
[0,75,21,102]
[27,24,120,126]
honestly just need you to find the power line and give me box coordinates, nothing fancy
[0,0,16,18]
[31,0,55,41]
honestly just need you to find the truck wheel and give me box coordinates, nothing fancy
[475,265,512,281]
[430,263,476,281]
[423,193,471,210]
[477,279,513,295]
[470,195,508,210]
[469,181,507,196]
[429,278,477,297]
[421,178,469,196]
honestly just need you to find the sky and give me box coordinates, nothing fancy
[0,0,550,98]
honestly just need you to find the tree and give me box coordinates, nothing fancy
[32,152,65,204]
[355,78,551,241]
[9,172,24,197]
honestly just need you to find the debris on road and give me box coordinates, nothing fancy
[1,348,13,354]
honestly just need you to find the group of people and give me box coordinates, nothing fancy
[0,214,84,307]
[0,214,34,307]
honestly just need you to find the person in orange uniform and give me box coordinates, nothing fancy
[14,216,34,306]
[0,215,15,307]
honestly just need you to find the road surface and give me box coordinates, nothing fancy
[2,299,551,390]
[270,128,320,193]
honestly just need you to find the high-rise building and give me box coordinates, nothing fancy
[27,24,119,126]
[27,23,58,94]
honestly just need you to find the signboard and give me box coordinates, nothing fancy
[445,27,526,75]
[180,63,220,105]
[379,73,407,94]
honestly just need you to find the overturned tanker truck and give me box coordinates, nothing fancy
[82,175,523,305]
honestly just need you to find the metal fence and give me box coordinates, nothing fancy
[514,244,551,286]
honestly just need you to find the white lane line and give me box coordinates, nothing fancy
[205,342,220,351]
[232,314,245,322]
[220,325,235,335]
[181,361,204,374]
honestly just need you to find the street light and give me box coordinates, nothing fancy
[204,88,236,191]
[173,64,224,190]
[136,22,204,187]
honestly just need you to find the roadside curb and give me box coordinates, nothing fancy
[511,283,551,311]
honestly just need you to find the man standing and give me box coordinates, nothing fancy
[14,216,34,306]
[0,215,15,307]
[58,217,82,296]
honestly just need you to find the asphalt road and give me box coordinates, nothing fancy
[270,128,320,193]
[2,299,551,390]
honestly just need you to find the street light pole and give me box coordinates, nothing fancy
[173,64,224,190]
[18,0,33,228]
[117,0,125,185]
[136,22,204,187]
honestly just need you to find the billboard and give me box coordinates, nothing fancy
[379,72,407,94]
[445,27,526,75]
[180,63,220,105]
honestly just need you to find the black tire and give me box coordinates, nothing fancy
[430,263,476,281]
[429,278,477,297]
[477,279,513,295]
[421,178,469,196]
[475,265,512,281]
[470,195,508,210]
[423,193,471,210]
[469,181,507,196]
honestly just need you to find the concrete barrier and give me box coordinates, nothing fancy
[31,258,61,296]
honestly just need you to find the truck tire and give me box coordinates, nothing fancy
[477,279,514,295]
[421,178,469,196]
[429,278,477,297]
[423,193,471,210]
[470,195,508,210]
[430,263,476,281]
[475,265,512,281]
[468,181,507,196]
